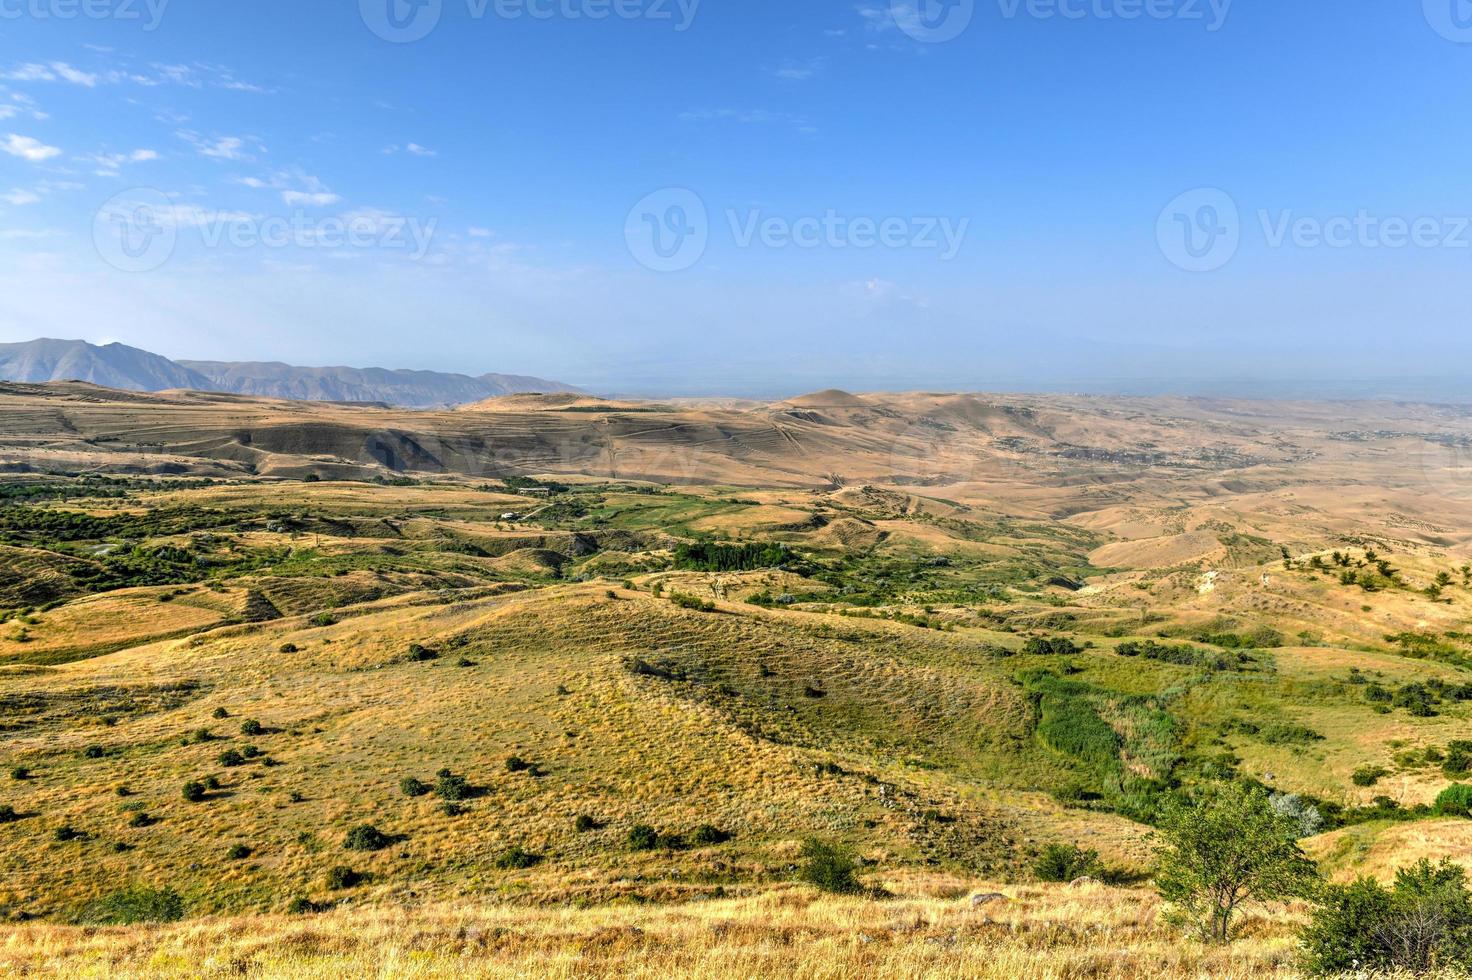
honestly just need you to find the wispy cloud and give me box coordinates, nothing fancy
[769,57,827,81]
[89,148,160,175]
[178,132,261,161]
[2,134,62,162]
[383,142,438,157]
[680,108,818,136]
[1,189,40,205]
[282,190,342,207]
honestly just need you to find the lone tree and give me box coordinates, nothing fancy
[1154,783,1317,943]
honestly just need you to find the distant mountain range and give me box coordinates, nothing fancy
[0,339,581,408]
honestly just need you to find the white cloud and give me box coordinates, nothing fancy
[282,190,342,207]
[1,189,40,205]
[385,143,438,157]
[233,176,268,189]
[90,148,160,174]
[51,63,98,87]
[2,134,61,162]
[468,227,493,238]
[769,58,826,81]
[178,132,258,161]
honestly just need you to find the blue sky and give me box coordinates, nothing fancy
[1,1,1470,396]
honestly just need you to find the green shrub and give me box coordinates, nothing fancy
[217,749,246,767]
[80,886,185,924]
[1351,766,1387,787]
[53,825,86,842]
[9,765,30,780]
[495,845,542,870]
[1302,859,1472,974]
[627,824,659,851]
[310,613,336,628]
[240,720,264,736]
[669,592,716,612]
[278,643,299,653]
[83,745,105,759]
[0,804,19,823]
[326,865,362,889]
[798,838,861,894]
[1034,843,1102,882]
[504,756,530,773]
[400,777,430,798]
[212,707,230,719]
[574,814,598,833]
[225,843,252,860]
[181,780,207,802]
[1435,783,1472,817]
[343,824,392,851]
[690,824,730,846]
[128,811,157,828]
[287,896,321,914]
[435,772,471,801]
[407,643,438,662]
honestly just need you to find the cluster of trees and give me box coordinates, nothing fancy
[673,541,793,572]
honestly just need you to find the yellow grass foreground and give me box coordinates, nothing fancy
[0,880,1312,979]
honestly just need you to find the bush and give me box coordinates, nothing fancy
[690,824,730,846]
[435,772,472,801]
[0,804,19,823]
[53,825,86,842]
[310,613,337,627]
[1034,842,1102,882]
[1435,783,1472,817]
[79,886,185,924]
[798,838,861,894]
[627,824,660,851]
[278,643,299,653]
[495,845,542,870]
[1352,766,1388,787]
[240,720,264,736]
[212,707,230,719]
[343,824,393,851]
[1302,859,1472,974]
[83,745,105,759]
[10,766,30,780]
[181,780,207,802]
[669,592,716,612]
[225,843,252,860]
[326,865,363,889]
[1025,635,1081,656]
[128,811,156,828]
[218,749,246,767]
[574,814,598,833]
[504,756,531,773]
[400,777,430,798]
[287,896,322,914]
[407,643,438,662]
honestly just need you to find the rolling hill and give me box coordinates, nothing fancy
[0,340,580,408]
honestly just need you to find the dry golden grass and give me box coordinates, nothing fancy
[0,879,1310,979]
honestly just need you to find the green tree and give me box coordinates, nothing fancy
[1302,860,1472,974]
[1154,783,1318,943]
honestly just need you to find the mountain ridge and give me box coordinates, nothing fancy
[0,339,581,408]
